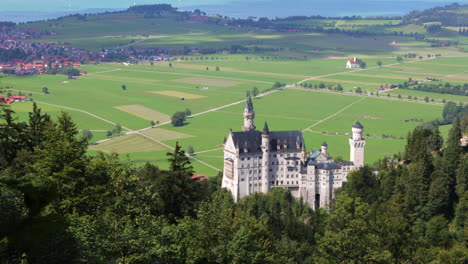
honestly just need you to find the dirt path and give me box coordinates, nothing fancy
[303,97,367,132]
[84,65,275,84]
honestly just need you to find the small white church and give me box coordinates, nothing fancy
[222,95,366,209]
[346,57,360,68]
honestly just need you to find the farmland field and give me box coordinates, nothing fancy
[1,55,466,176]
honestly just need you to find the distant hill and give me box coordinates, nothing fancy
[403,3,468,26]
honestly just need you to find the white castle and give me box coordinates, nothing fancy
[222,95,366,209]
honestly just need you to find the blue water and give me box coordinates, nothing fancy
[185,0,460,18]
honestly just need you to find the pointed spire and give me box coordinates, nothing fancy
[245,95,254,111]
[353,121,363,129]
[262,122,269,135]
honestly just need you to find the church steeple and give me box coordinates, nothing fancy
[242,95,256,131]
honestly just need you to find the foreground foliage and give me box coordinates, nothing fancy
[0,103,467,263]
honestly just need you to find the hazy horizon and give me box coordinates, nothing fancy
[0,0,464,23]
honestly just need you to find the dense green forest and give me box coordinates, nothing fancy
[0,102,467,263]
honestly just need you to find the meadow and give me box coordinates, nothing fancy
[3,54,464,175]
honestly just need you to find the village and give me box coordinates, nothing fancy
[0,24,173,75]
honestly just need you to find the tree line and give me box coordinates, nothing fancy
[400,82,468,96]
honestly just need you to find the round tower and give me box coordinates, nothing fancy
[261,122,270,193]
[349,121,366,168]
[321,142,328,156]
[242,95,256,131]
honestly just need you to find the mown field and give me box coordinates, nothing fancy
[2,54,464,176]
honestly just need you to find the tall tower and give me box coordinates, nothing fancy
[242,95,256,131]
[261,122,270,193]
[349,121,366,168]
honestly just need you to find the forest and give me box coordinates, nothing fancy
[0,102,467,263]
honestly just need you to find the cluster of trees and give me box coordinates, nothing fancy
[105,124,123,137]
[44,66,80,77]
[171,108,191,127]
[1,103,467,263]
[299,82,344,92]
[0,48,29,62]
[400,82,468,96]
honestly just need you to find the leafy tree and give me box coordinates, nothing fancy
[396,56,403,62]
[216,66,220,71]
[377,60,382,67]
[115,124,122,134]
[359,60,366,69]
[106,130,112,137]
[171,111,187,127]
[150,120,156,127]
[317,193,382,263]
[184,108,192,117]
[82,129,93,141]
[121,84,126,90]
[251,87,259,98]
[42,87,49,94]
[187,145,194,156]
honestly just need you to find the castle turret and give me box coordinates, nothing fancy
[242,95,256,131]
[261,122,270,193]
[321,142,328,156]
[349,121,366,167]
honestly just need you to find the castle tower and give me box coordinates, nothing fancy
[321,142,328,156]
[349,121,366,168]
[261,122,270,193]
[242,95,256,131]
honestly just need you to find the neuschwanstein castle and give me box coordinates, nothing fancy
[222,95,366,209]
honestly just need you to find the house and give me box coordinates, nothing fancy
[191,174,207,181]
[346,57,360,68]
[9,95,27,102]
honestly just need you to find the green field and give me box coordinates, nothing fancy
[2,54,464,176]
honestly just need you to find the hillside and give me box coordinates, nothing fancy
[15,3,468,55]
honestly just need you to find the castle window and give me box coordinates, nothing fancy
[241,158,244,161]
[280,154,283,157]
[247,157,250,160]
[287,181,289,184]
[249,171,252,174]
[273,154,277,158]
[269,169,272,172]
[241,178,245,182]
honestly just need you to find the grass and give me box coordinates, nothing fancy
[2,55,464,176]
[88,133,167,153]
[114,104,171,122]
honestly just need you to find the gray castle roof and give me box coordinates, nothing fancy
[262,122,269,135]
[307,161,342,170]
[232,129,303,154]
[353,121,363,129]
